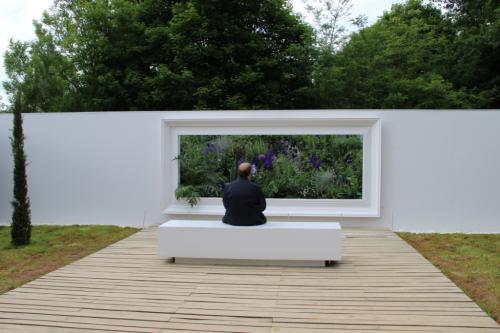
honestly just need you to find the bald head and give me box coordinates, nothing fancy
[238,162,252,179]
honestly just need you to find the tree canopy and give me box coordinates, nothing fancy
[2,0,499,111]
[434,0,500,107]
[313,0,475,108]
[3,0,315,112]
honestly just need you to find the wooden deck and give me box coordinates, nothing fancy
[0,227,498,333]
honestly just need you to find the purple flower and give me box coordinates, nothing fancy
[258,154,266,162]
[202,143,216,155]
[345,154,353,165]
[251,164,257,175]
[309,152,321,169]
[264,147,274,170]
[279,140,289,154]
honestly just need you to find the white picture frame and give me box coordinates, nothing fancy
[162,111,381,218]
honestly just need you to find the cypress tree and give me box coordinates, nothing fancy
[10,93,32,246]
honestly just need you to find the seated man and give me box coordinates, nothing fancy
[222,162,267,226]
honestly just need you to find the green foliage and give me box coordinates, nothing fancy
[303,0,367,53]
[175,185,200,207]
[432,0,500,107]
[398,233,500,322]
[3,0,498,111]
[312,0,476,108]
[10,94,32,246]
[3,0,315,112]
[3,22,84,113]
[303,0,354,52]
[176,135,362,204]
[0,225,138,294]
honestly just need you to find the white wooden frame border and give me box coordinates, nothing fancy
[162,111,381,218]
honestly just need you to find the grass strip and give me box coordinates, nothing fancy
[0,225,139,294]
[398,232,499,323]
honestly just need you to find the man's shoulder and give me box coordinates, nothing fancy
[249,181,262,190]
[225,179,238,188]
[246,180,263,192]
[225,179,261,190]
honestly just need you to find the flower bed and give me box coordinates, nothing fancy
[176,135,362,205]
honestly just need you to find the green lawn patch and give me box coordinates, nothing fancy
[0,225,139,294]
[397,233,500,323]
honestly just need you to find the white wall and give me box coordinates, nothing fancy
[1,110,499,232]
[1,112,164,227]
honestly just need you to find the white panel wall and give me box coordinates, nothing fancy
[1,110,499,232]
[0,112,164,227]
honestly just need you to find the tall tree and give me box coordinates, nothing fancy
[146,0,316,109]
[10,94,32,246]
[432,0,500,107]
[3,0,315,111]
[0,95,6,112]
[3,25,84,113]
[313,0,474,108]
[303,0,366,52]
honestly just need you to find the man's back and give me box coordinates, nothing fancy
[222,177,267,226]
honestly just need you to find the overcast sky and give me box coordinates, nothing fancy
[0,0,401,103]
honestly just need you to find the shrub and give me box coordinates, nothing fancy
[175,135,362,205]
[10,94,32,246]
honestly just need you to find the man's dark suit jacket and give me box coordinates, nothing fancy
[222,177,267,226]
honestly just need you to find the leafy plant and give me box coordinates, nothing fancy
[3,0,315,112]
[10,94,32,246]
[176,135,363,205]
[175,185,201,207]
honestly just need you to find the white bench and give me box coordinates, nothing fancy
[159,220,342,267]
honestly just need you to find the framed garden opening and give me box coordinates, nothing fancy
[162,111,381,218]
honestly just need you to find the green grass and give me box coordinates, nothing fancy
[0,225,139,294]
[397,233,500,323]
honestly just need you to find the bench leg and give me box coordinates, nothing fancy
[325,260,338,267]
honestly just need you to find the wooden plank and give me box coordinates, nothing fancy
[0,319,161,333]
[270,324,500,333]
[0,227,498,333]
[272,312,497,328]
